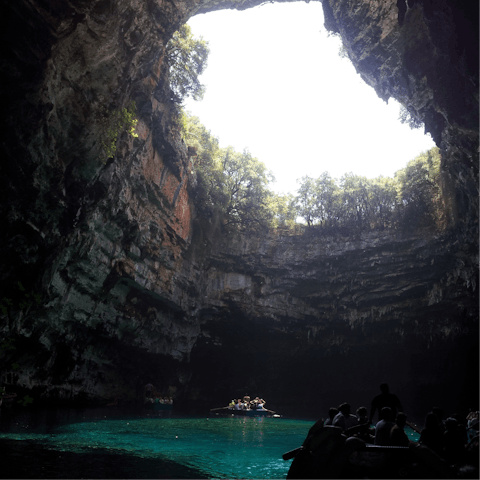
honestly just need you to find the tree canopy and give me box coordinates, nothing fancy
[166,24,209,103]
[398,104,423,130]
[294,147,445,232]
[180,111,276,232]
[178,110,446,235]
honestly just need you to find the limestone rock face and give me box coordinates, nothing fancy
[0,0,477,414]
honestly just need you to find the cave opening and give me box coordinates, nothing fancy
[183,2,435,195]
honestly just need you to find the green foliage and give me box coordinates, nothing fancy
[18,395,34,407]
[398,104,423,130]
[99,102,138,161]
[179,110,444,235]
[166,24,209,103]
[339,173,373,228]
[180,110,275,232]
[0,387,34,408]
[295,173,341,227]
[269,193,297,230]
[220,148,275,231]
[394,147,445,228]
[296,175,317,227]
[294,147,445,232]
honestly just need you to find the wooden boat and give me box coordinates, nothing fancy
[210,406,276,417]
[230,408,270,417]
[153,402,173,411]
[284,423,456,479]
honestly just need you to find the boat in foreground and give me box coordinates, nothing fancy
[284,422,476,479]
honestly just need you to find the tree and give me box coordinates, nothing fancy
[398,104,423,130]
[367,176,398,229]
[339,173,371,228]
[179,111,275,232]
[315,172,340,226]
[394,147,444,228]
[98,102,138,161]
[220,148,275,231]
[270,193,297,230]
[166,24,209,103]
[178,111,224,219]
[295,175,318,227]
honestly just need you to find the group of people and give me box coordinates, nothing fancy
[324,383,479,466]
[229,395,267,411]
[144,382,173,405]
[145,395,174,405]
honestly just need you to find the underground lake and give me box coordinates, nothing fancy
[0,406,422,479]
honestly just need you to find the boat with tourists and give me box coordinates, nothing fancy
[143,382,174,411]
[283,420,479,479]
[210,395,279,417]
[211,406,272,417]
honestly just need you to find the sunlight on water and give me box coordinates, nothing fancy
[0,414,421,479]
[0,415,312,479]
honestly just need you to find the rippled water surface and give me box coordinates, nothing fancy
[0,409,312,478]
[0,408,421,479]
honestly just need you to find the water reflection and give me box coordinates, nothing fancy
[0,410,309,479]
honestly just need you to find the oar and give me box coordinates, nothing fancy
[282,446,302,460]
[210,406,232,412]
[406,420,421,434]
[264,408,276,414]
[344,422,371,436]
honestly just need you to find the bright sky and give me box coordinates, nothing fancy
[184,1,435,195]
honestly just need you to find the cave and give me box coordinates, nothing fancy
[0,0,478,420]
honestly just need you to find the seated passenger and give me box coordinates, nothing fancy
[257,399,266,410]
[420,412,444,455]
[432,407,446,433]
[234,399,242,410]
[333,403,359,432]
[356,406,369,424]
[390,412,410,446]
[374,407,395,445]
[467,410,479,441]
[444,417,466,464]
[324,407,339,426]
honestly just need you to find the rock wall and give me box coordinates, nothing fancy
[0,0,477,415]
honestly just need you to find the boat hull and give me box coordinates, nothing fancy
[227,409,270,417]
[153,403,173,411]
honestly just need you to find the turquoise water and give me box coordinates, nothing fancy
[0,411,421,479]
[0,414,310,478]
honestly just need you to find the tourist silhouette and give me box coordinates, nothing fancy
[369,383,403,423]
